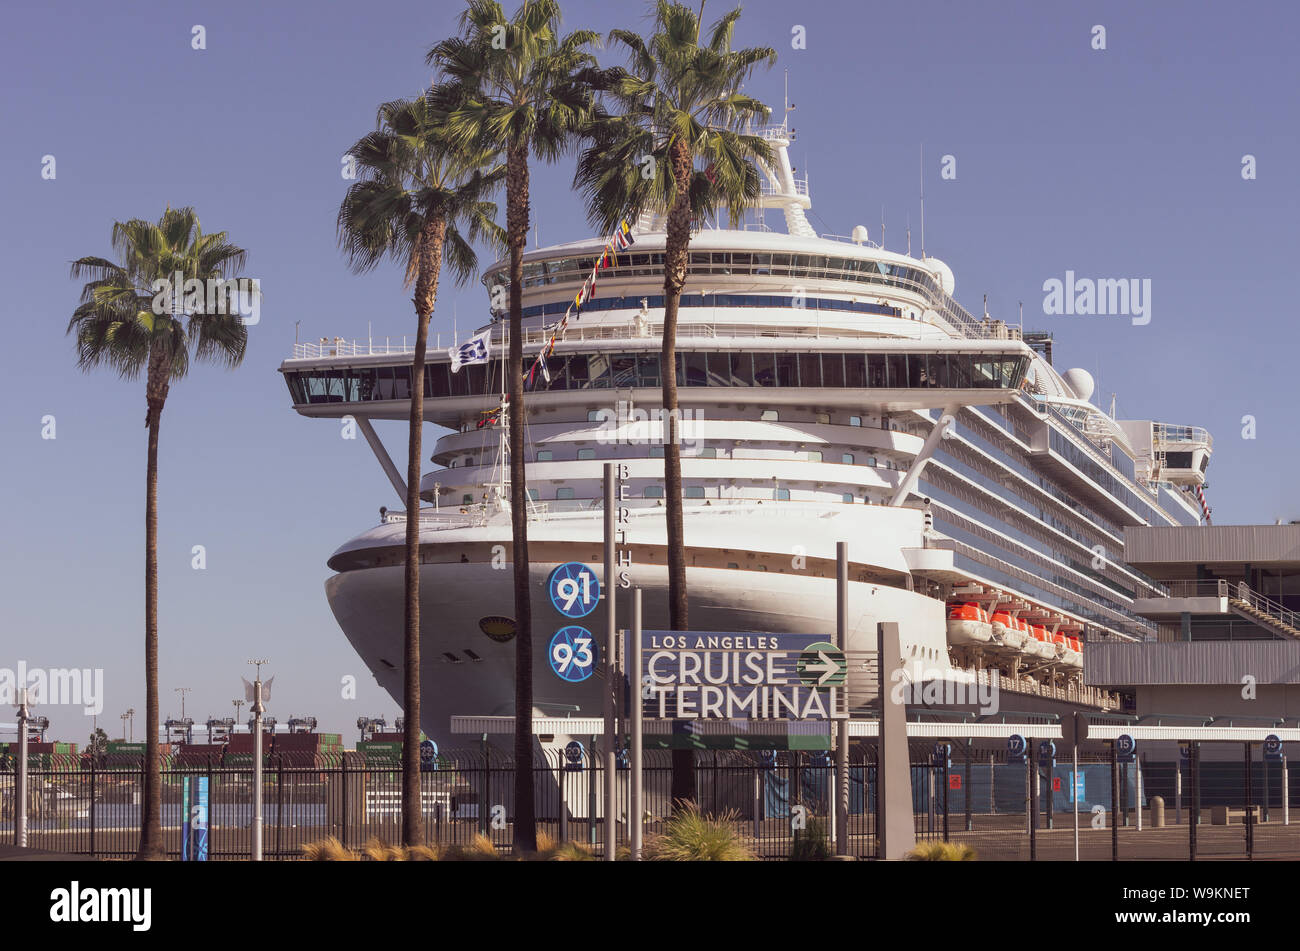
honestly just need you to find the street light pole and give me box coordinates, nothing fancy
[247,659,270,861]
[175,687,191,721]
[15,688,30,848]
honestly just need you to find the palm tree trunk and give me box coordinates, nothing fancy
[506,142,537,853]
[664,137,695,807]
[401,215,446,848]
[137,359,168,860]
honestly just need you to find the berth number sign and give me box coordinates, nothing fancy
[548,562,600,619]
[549,625,597,682]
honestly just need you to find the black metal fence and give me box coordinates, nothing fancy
[7,741,1296,860]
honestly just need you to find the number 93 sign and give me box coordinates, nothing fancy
[548,562,600,619]
[549,626,597,682]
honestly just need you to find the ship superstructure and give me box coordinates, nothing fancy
[280,124,1211,738]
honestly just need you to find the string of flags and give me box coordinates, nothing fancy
[1195,483,1212,525]
[525,217,637,391]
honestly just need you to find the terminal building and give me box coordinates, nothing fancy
[1086,524,1300,720]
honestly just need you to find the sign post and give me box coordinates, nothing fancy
[182,775,210,861]
[835,542,849,857]
[877,622,915,860]
[631,587,644,860]
[603,463,616,861]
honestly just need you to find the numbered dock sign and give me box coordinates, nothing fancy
[548,562,600,619]
[549,625,597,682]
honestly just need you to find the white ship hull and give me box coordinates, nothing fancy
[326,547,947,745]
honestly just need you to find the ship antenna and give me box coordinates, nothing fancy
[906,214,911,256]
[880,205,885,250]
[920,143,926,259]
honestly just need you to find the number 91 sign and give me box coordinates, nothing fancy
[548,562,600,619]
[549,626,597,682]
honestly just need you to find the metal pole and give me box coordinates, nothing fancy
[252,680,263,862]
[1072,739,1079,862]
[1190,741,1199,861]
[1136,756,1143,832]
[1175,753,1183,824]
[16,690,29,849]
[631,587,644,860]
[1110,741,1119,862]
[1284,755,1290,826]
[835,541,849,856]
[1245,742,1254,859]
[603,463,616,861]
[1028,738,1037,861]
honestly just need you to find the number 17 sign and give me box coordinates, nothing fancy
[548,562,600,619]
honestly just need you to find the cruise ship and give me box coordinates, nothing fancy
[279,124,1212,742]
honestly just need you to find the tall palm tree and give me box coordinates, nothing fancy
[68,207,254,860]
[338,93,504,848]
[427,0,598,853]
[575,0,775,804]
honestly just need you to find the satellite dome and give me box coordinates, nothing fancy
[851,225,869,245]
[1061,368,1095,401]
[924,257,955,297]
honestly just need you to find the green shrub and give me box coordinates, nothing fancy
[790,817,832,861]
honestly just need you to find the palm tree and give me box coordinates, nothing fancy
[338,93,504,848]
[68,207,254,859]
[575,0,775,805]
[427,0,599,853]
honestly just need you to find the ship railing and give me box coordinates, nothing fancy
[1153,422,1213,449]
[1230,583,1300,637]
[290,317,1036,361]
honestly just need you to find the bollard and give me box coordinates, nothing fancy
[1151,795,1165,828]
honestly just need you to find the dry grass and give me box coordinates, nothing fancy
[905,840,977,861]
[642,803,755,861]
[300,836,359,861]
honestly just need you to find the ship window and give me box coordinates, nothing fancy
[760,410,779,421]
[774,488,791,501]
[885,353,907,388]
[727,562,740,570]
[528,489,540,501]
[682,352,708,387]
[842,453,855,465]
[807,451,823,462]
[867,456,877,467]
[696,447,718,458]
[844,354,867,388]
[586,409,604,422]
[866,353,886,388]
[637,352,662,388]
[684,487,706,499]
[775,353,799,387]
[644,486,664,498]
[555,487,575,500]
[536,450,553,461]
[849,416,862,427]
[649,446,665,458]
[726,352,754,387]
[822,353,845,387]
[577,449,596,460]
[797,353,821,387]
[842,493,854,503]
[816,413,830,424]
[462,495,473,504]
[753,352,776,386]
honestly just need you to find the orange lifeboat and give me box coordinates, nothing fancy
[989,610,1026,651]
[946,602,993,646]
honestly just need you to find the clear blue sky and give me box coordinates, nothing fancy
[1,0,1296,744]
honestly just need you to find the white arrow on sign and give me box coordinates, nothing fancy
[805,650,843,686]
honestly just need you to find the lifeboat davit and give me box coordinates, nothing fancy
[989,610,1026,651]
[946,602,993,645]
[1055,633,1083,668]
[1024,623,1056,661]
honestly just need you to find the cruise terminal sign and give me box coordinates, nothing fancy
[642,631,848,721]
